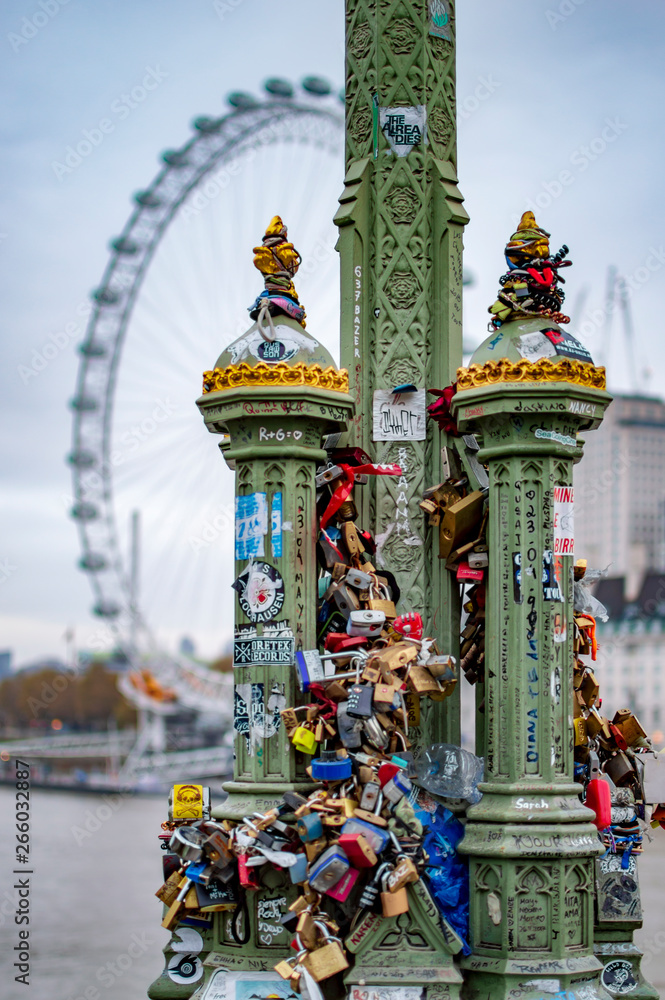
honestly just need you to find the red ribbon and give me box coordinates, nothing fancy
[319,463,402,529]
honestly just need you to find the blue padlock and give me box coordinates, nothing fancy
[183,860,210,884]
[340,817,390,854]
[289,853,309,884]
[311,752,353,781]
[295,649,326,692]
[296,812,324,843]
[308,845,350,893]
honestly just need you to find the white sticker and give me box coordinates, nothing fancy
[553,485,574,556]
[523,981,561,995]
[516,331,557,361]
[227,324,319,365]
[379,106,427,157]
[204,969,299,1000]
[372,388,426,441]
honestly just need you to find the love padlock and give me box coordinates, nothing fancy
[292,725,318,755]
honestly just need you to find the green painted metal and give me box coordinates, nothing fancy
[452,318,615,999]
[336,0,468,750]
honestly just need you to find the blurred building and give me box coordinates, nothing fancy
[574,393,665,596]
[0,650,11,678]
[594,573,665,744]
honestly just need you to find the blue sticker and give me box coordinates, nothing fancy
[235,492,268,560]
[271,492,283,559]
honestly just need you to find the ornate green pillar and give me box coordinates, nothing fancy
[335,0,468,747]
[451,306,614,995]
[149,222,354,999]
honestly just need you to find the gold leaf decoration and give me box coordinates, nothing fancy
[456,358,606,391]
[202,363,350,395]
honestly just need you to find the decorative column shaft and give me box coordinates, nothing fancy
[336,0,468,745]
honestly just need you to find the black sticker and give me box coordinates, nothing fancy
[257,340,287,362]
[601,959,638,994]
[541,327,594,364]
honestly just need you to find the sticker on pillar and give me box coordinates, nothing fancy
[227,324,319,365]
[429,0,451,39]
[512,552,523,603]
[540,326,594,364]
[271,492,283,558]
[372,388,426,441]
[235,493,268,560]
[601,959,639,995]
[553,611,567,643]
[233,560,285,622]
[516,331,557,362]
[234,682,284,756]
[553,486,574,556]
[534,428,577,448]
[379,106,427,157]
[542,550,563,601]
[233,621,295,666]
[171,784,207,820]
[167,953,203,986]
[201,969,299,1000]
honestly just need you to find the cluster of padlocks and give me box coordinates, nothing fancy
[153,446,475,987]
[419,448,488,689]
[572,561,665,857]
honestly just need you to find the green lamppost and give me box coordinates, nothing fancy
[335,0,469,749]
[149,220,353,999]
[451,213,614,999]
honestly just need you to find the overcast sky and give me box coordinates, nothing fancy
[1,0,664,667]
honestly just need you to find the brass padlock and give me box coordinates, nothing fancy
[380,870,409,916]
[341,522,365,559]
[155,870,183,906]
[367,579,397,619]
[604,751,635,786]
[439,490,485,559]
[613,709,648,747]
[301,923,349,981]
[573,716,588,747]
[296,911,319,950]
[407,664,440,695]
[579,669,599,708]
[387,855,419,892]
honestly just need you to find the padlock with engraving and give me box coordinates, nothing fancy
[301,923,349,982]
[407,664,441,695]
[326,865,360,902]
[387,856,420,893]
[156,870,184,907]
[308,845,350,893]
[161,874,193,929]
[195,878,238,912]
[381,868,410,916]
[347,609,386,637]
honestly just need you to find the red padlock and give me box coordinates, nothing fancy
[326,866,360,902]
[378,762,401,787]
[324,633,368,654]
[338,832,377,869]
[585,778,611,831]
[237,854,261,889]
[392,612,423,641]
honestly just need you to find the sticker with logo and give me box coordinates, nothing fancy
[233,560,285,623]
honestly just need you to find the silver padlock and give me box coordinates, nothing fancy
[345,568,374,591]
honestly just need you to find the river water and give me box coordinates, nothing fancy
[1,786,664,1000]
